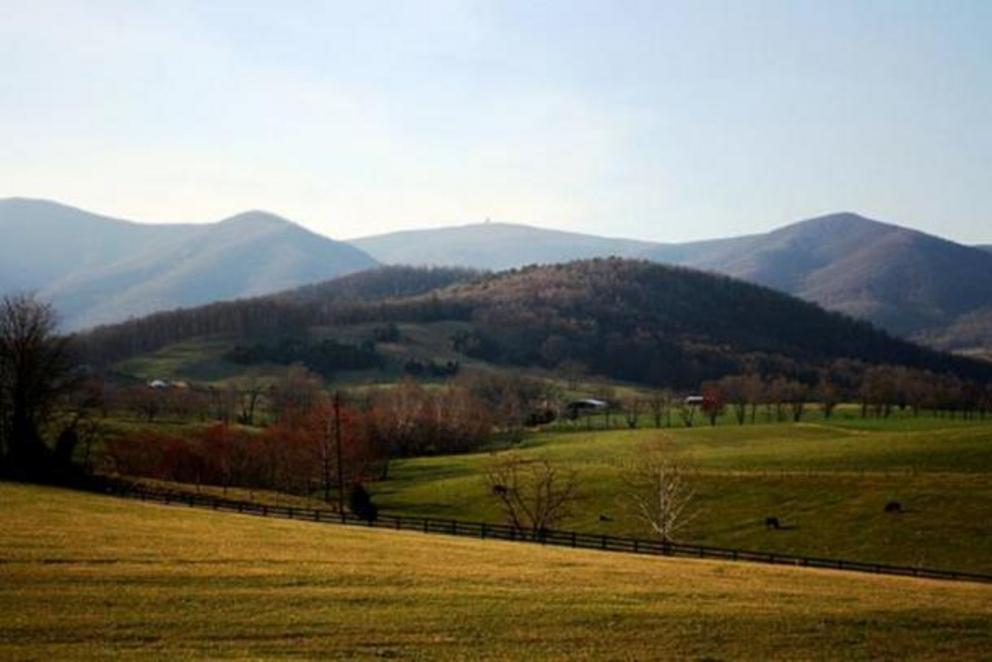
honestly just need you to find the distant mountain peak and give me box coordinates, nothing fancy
[0,200,378,330]
[782,211,900,233]
[219,210,295,229]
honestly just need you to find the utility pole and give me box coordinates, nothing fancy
[334,391,345,513]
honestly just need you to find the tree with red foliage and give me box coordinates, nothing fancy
[701,384,725,426]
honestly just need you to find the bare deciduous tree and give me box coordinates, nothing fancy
[816,376,841,419]
[484,453,578,535]
[235,373,265,426]
[677,399,697,428]
[621,438,697,543]
[623,397,642,429]
[0,294,75,476]
[718,375,749,425]
[647,389,672,428]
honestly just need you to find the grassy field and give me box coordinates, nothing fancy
[374,414,992,574]
[2,483,991,660]
[92,408,992,574]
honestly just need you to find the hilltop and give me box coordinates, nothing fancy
[0,198,378,330]
[420,258,990,384]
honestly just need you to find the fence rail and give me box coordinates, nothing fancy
[104,485,992,585]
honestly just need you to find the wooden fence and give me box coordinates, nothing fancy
[106,485,992,585]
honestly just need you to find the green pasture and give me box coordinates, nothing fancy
[2,483,990,660]
[374,417,992,574]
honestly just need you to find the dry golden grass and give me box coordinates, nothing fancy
[1,482,990,660]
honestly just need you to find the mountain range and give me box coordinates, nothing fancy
[2,197,991,356]
[353,214,992,353]
[0,198,377,330]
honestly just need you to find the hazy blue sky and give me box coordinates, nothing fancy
[2,0,990,243]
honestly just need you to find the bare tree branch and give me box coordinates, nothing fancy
[484,453,579,535]
[621,437,697,543]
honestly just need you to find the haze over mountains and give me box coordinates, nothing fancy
[351,223,653,270]
[3,197,992,356]
[0,199,377,330]
[354,214,992,352]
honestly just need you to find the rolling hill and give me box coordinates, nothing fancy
[352,213,992,352]
[420,259,991,384]
[81,258,992,387]
[0,198,379,330]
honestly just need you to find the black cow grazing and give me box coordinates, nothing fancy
[598,514,613,523]
[884,501,903,514]
[764,516,781,530]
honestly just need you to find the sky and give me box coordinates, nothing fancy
[1,0,991,244]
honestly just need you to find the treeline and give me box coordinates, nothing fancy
[574,364,992,430]
[106,400,385,499]
[96,370,559,497]
[280,265,481,306]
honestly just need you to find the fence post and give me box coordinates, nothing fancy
[314,510,320,522]
[601,535,606,550]
[571,532,577,548]
[396,516,402,531]
[424,518,429,534]
[288,507,294,520]
[634,540,639,554]
[481,523,487,539]
[262,505,268,516]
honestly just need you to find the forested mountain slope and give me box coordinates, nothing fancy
[79,259,992,387]
[355,213,992,352]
